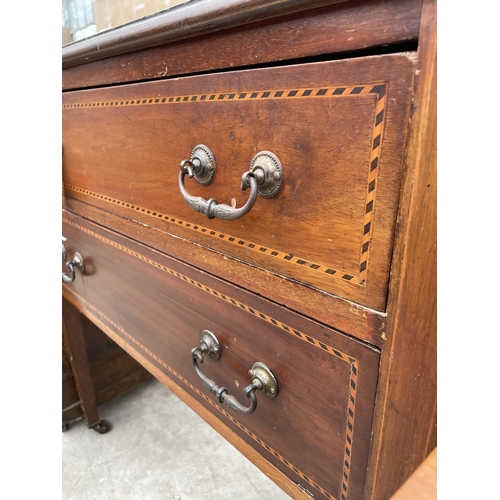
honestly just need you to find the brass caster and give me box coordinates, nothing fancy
[91,419,112,434]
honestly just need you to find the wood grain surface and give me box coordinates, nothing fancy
[62,54,415,312]
[62,0,351,68]
[61,2,435,498]
[62,292,318,500]
[62,0,421,90]
[63,195,387,346]
[364,1,437,498]
[62,209,380,500]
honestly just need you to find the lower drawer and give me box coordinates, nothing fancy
[62,210,380,500]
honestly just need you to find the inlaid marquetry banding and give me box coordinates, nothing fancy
[62,84,381,109]
[359,85,387,283]
[63,217,360,499]
[63,285,342,499]
[63,183,359,285]
[63,83,387,288]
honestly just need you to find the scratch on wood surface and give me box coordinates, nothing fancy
[121,111,132,122]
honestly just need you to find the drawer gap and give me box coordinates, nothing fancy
[62,43,417,94]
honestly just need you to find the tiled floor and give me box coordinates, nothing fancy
[62,378,290,500]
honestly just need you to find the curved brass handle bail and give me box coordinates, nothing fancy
[191,330,278,416]
[178,145,283,221]
[179,167,258,221]
[62,252,85,283]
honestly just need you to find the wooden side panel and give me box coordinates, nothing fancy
[364,1,437,498]
[62,0,421,90]
[62,55,415,312]
[62,210,380,500]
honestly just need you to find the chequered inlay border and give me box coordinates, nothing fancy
[63,83,387,287]
[63,218,360,500]
[63,183,359,285]
[62,84,384,109]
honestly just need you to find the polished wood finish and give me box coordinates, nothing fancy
[364,1,437,498]
[390,448,437,500]
[63,195,386,346]
[62,1,436,497]
[63,55,414,312]
[62,0,351,68]
[62,0,421,90]
[62,291,315,500]
[63,210,380,500]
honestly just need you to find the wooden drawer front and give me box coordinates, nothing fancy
[62,55,414,311]
[62,211,380,500]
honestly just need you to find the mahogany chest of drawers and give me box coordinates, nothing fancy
[62,1,436,498]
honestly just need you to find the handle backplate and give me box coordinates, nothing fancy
[189,144,216,185]
[249,151,283,198]
[249,361,279,399]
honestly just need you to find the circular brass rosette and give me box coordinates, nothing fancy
[191,144,216,185]
[249,151,283,198]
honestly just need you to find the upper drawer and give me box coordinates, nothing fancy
[62,54,415,310]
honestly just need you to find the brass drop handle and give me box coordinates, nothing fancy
[62,245,85,283]
[178,145,283,221]
[191,330,279,415]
